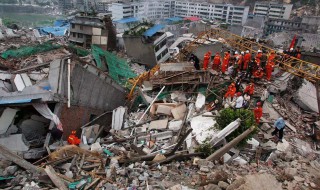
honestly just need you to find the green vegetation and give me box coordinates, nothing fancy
[0,13,62,27]
[195,140,215,157]
[214,108,257,147]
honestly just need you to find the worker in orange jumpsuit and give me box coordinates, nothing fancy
[265,51,276,81]
[224,83,236,99]
[203,51,211,70]
[255,50,262,70]
[254,102,263,124]
[212,52,221,71]
[244,82,255,96]
[68,130,81,145]
[243,50,251,71]
[221,52,230,74]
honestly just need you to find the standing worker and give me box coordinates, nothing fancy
[255,50,262,69]
[245,58,255,79]
[243,50,251,71]
[203,51,211,70]
[265,52,275,81]
[221,51,230,74]
[260,51,268,71]
[212,52,221,71]
[253,102,263,125]
[271,117,286,143]
[189,54,200,70]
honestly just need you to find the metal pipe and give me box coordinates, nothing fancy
[67,59,71,108]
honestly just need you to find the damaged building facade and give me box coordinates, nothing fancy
[0,56,126,159]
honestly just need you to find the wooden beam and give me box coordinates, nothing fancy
[45,165,68,190]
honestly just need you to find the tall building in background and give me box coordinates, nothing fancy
[110,0,249,25]
[253,2,293,20]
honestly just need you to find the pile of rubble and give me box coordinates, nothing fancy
[0,55,320,190]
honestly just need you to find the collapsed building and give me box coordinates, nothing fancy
[0,16,320,190]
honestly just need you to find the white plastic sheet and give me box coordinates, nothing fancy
[32,103,63,131]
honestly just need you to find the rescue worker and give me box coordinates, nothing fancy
[260,51,268,71]
[189,54,200,70]
[265,51,276,81]
[232,51,240,77]
[239,51,244,70]
[212,52,221,71]
[296,46,301,59]
[243,50,251,71]
[271,117,287,143]
[203,51,211,70]
[255,50,262,69]
[253,102,263,125]
[235,92,244,109]
[245,58,255,79]
[244,82,255,96]
[221,51,230,74]
[68,130,81,145]
[253,67,264,81]
[224,83,237,100]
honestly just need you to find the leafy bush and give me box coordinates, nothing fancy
[195,141,215,158]
[215,108,257,147]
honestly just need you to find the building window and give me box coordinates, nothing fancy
[72,24,75,29]
[80,25,83,30]
[72,32,76,37]
[78,33,83,38]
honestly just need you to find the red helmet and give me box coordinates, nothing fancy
[257,102,262,106]
[237,92,242,96]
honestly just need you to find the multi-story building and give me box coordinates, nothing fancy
[174,2,249,25]
[264,17,319,36]
[110,1,249,25]
[123,24,170,68]
[253,2,293,20]
[69,16,109,49]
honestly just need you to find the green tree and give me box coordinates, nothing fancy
[214,108,257,147]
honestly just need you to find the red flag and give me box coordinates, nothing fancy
[289,35,297,49]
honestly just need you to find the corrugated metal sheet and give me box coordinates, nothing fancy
[143,24,165,37]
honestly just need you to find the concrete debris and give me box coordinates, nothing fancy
[0,14,319,190]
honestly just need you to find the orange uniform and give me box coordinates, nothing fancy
[254,106,263,124]
[212,53,221,70]
[243,53,251,70]
[68,131,81,145]
[255,52,262,68]
[203,52,211,70]
[224,83,236,98]
[265,52,275,81]
[244,83,255,95]
[221,52,230,73]
[253,69,264,79]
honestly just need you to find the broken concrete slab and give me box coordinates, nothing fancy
[112,106,126,130]
[195,93,206,111]
[189,112,216,145]
[285,121,297,133]
[168,120,183,131]
[0,134,29,152]
[276,139,290,152]
[156,105,173,116]
[149,119,168,130]
[20,119,47,140]
[0,108,18,134]
[171,104,187,120]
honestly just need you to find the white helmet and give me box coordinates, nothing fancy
[257,50,262,53]
[241,51,244,55]
[290,48,294,51]
[235,51,239,54]
[246,50,249,53]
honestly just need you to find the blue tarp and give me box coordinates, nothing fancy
[115,17,139,24]
[165,17,183,22]
[54,20,70,27]
[38,26,68,36]
[0,99,32,105]
[143,24,165,37]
